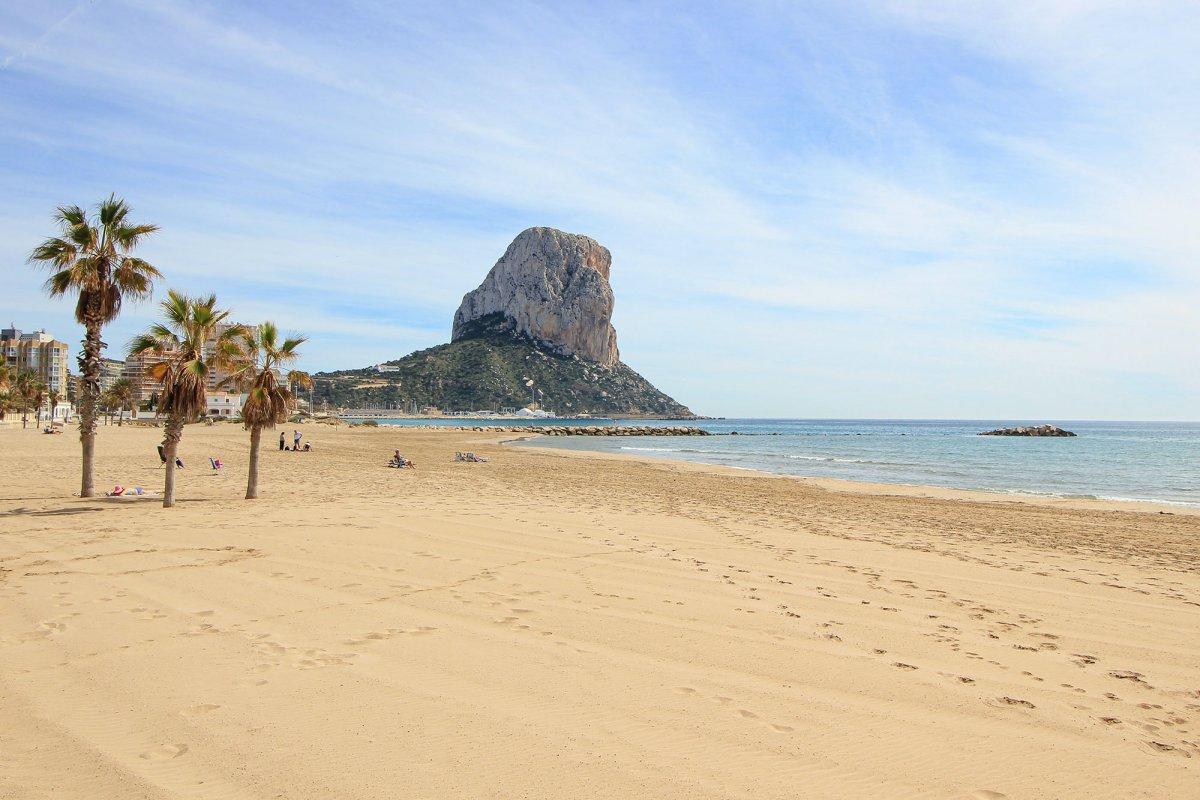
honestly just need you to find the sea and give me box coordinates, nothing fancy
[369,418,1200,507]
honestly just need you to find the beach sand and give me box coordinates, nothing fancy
[2,423,1197,799]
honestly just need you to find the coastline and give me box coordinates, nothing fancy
[3,423,1197,798]
[507,434,1200,517]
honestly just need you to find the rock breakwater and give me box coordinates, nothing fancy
[979,425,1076,437]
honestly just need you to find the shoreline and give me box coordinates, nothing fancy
[506,433,1200,516]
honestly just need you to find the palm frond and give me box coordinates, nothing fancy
[113,223,159,250]
[28,237,78,268]
[97,194,129,228]
[44,269,76,296]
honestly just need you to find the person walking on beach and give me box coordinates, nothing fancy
[293,429,302,452]
[279,431,286,451]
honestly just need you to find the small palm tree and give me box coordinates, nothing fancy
[229,324,307,499]
[11,370,37,428]
[108,377,134,426]
[47,389,61,422]
[129,291,244,508]
[99,386,115,425]
[0,365,9,421]
[287,369,314,416]
[28,196,161,496]
[30,382,46,425]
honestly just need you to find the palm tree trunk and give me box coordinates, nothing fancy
[162,415,185,508]
[78,319,103,497]
[246,425,262,499]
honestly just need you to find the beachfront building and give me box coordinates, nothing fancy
[1,327,69,397]
[99,358,125,392]
[123,350,168,406]
[205,322,255,392]
[206,392,246,418]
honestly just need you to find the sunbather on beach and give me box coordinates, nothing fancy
[388,450,416,469]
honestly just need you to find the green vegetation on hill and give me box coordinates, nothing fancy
[312,314,692,417]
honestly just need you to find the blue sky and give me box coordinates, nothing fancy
[2,1,1198,419]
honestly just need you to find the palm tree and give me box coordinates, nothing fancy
[229,324,307,499]
[99,386,114,425]
[28,196,161,496]
[11,370,37,428]
[0,365,9,421]
[30,382,46,426]
[47,389,61,423]
[108,377,134,426]
[129,291,244,508]
[287,369,314,416]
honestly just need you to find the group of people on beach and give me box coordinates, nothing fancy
[280,430,312,452]
[385,450,491,469]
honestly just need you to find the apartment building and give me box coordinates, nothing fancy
[1,327,69,397]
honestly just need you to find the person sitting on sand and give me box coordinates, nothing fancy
[388,450,415,469]
[303,442,312,452]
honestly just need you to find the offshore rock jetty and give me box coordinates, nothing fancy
[979,425,1076,437]
[467,425,709,436]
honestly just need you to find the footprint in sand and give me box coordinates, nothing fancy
[997,696,1036,709]
[971,791,1007,800]
[140,743,188,760]
[770,723,794,732]
[180,704,221,717]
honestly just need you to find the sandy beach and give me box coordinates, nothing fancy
[2,422,1197,799]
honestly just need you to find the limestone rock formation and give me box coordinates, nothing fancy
[452,227,620,366]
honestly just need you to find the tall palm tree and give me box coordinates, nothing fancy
[47,389,61,423]
[229,324,307,499]
[28,196,161,496]
[108,377,134,426]
[129,291,244,508]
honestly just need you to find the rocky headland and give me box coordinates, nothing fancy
[314,228,691,417]
[453,227,620,366]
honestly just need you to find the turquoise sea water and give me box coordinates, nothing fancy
[375,418,1200,506]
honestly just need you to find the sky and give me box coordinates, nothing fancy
[2,0,1198,419]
